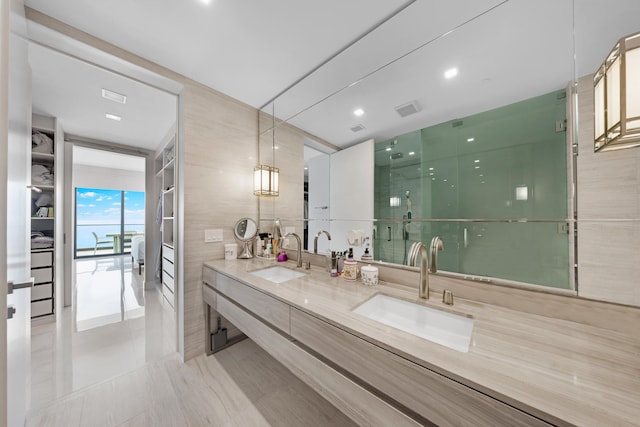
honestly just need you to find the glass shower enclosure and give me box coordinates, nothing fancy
[374,90,571,289]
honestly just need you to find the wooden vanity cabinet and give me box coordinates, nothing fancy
[290,308,551,427]
[202,265,554,427]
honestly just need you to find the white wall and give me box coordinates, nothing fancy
[330,139,374,259]
[307,153,330,253]
[73,164,145,192]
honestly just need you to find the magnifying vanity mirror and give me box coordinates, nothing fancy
[234,217,258,259]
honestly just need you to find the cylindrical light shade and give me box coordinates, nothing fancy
[254,165,279,196]
[594,31,640,152]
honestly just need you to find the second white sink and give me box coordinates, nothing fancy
[352,294,474,353]
[250,266,306,284]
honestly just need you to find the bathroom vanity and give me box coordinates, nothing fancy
[202,259,639,427]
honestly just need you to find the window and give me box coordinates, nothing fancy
[75,187,145,258]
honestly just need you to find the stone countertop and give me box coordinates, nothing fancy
[203,258,640,427]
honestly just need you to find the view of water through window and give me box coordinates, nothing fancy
[75,187,145,258]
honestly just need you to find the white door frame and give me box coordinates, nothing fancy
[1,0,10,421]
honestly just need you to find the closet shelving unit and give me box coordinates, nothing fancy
[30,125,57,319]
[156,139,176,309]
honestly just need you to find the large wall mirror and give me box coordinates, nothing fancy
[258,0,640,306]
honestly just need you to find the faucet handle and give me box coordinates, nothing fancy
[442,289,454,305]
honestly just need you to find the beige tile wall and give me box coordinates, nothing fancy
[576,74,640,306]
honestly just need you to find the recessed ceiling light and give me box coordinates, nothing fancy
[105,113,121,121]
[101,89,126,104]
[467,137,475,142]
[199,0,212,5]
[444,67,458,79]
[385,147,392,152]
[354,108,365,117]
[408,151,415,156]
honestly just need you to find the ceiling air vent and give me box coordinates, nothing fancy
[101,88,127,104]
[395,101,421,118]
[350,124,365,133]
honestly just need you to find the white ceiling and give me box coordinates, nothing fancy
[29,41,176,151]
[23,0,640,154]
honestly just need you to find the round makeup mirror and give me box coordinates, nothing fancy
[234,217,257,258]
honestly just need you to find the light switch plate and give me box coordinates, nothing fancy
[204,229,223,243]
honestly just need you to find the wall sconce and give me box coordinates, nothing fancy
[254,165,279,196]
[594,31,640,152]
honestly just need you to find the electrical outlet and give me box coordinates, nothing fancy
[557,223,568,234]
[204,229,223,243]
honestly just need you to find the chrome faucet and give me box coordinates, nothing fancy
[408,236,444,299]
[313,230,331,254]
[429,236,444,273]
[413,243,430,299]
[285,233,303,268]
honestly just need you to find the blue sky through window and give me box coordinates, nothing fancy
[75,188,145,253]
[76,188,145,225]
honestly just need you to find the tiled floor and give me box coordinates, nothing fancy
[29,256,355,426]
[31,256,176,410]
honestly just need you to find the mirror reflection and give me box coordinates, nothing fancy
[258,0,640,300]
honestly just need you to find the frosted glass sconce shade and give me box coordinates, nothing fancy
[254,165,279,196]
[594,31,640,152]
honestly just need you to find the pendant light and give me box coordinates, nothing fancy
[254,104,279,196]
[594,31,640,152]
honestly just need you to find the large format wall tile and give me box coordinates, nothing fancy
[576,74,640,306]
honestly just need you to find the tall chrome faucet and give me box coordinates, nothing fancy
[408,236,444,299]
[429,236,444,273]
[313,230,331,254]
[285,233,303,268]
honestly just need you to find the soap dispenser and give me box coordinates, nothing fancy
[361,247,372,261]
[343,248,357,281]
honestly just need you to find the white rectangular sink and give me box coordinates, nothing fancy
[250,266,306,284]
[352,294,474,353]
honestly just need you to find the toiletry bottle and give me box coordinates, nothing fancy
[330,251,338,277]
[343,248,357,281]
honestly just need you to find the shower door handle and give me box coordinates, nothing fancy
[387,226,392,242]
